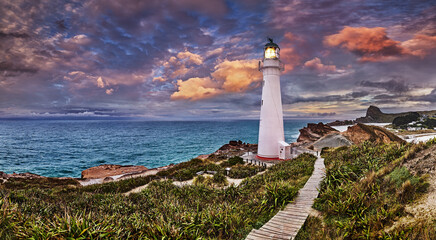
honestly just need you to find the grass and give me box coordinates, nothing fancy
[0,153,317,239]
[296,141,434,239]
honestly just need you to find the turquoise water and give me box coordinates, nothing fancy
[0,120,320,178]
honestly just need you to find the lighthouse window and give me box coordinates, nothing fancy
[265,47,276,58]
[261,100,263,106]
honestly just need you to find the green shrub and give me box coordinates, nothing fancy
[228,165,262,179]
[212,173,228,187]
[193,175,205,186]
[388,167,418,187]
[220,156,244,167]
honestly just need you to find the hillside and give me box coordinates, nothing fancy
[342,123,406,145]
[296,139,436,239]
[356,105,436,123]
[0,150,317,239]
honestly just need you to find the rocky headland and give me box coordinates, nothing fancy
[329,105,436,125]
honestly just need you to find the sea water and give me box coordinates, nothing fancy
[0,119,321,178]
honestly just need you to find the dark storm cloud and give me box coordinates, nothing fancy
[0,31,29,38]
[0,61,38,74]
[360,78,409,93]
[412,89,436,103]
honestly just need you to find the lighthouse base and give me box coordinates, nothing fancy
[257,141,292,161]
[256,155,280,161]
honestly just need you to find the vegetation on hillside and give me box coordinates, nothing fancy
[0,153,317,239]
[296,139,436,239]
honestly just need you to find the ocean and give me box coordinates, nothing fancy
[0,119,322,178]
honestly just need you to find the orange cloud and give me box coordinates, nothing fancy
[325,26,436,62]
[170,77,222,101]
[279,32,302,73]
[171,59,262,101]
[96,76,106,88]
[324,26,405,61]
[304,57,337,73]
[176,50,203,65]
[152,76,166,82]
[401,34,436,57]
[211,59,261,92]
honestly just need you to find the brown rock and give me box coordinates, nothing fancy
[81,164,148,179]
[342,123,405,145]
[297,122,339,144]
[0,171,9,179]
[9,172,45,179]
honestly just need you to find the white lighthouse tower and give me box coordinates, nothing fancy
[257,38,291,160]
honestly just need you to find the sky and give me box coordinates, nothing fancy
[1,0,436,120]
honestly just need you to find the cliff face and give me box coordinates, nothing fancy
[342,123,405,145]
[355,106,401,123]
[297,122,338,143]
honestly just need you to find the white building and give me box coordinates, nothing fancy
[257,39,291,160]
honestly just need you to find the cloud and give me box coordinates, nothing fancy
[152,77,166,82]
[401,34,436,57]
[324,26,405,62]
[176,50,204,65]
[412,88,436,103]
[171,59,262,101]
[279,32,302,73]
[325,26,436,62]
[96,76,105,88]
[171,77,222,101]
[105,88,114,95]
[211,59,261,92]
[360,78,409,93]
[304,57,337,73]
[0,31,29,38]
[160,50,204,80]
[206,48,223,58]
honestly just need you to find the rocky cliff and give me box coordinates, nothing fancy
[342,123,405,145]
[297,122,339,144]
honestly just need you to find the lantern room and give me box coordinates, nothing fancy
[264,38,280,59]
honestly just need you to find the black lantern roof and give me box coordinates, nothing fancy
[264,38,279,49]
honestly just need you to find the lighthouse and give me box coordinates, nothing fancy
[257,38,291,160]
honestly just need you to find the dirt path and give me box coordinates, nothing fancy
[124,170,266,196]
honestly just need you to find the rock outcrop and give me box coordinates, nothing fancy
[215,140,257,155]
[342,123,405,145]
[310,132,353,150]
[81,164,148,179]
[297,122,339,144]
[356,105,417,123]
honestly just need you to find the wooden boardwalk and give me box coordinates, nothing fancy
[245,156,325,240]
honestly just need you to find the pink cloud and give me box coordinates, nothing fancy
[279,32,302,73]
[325,26,436,62]
[304,57,337,73]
